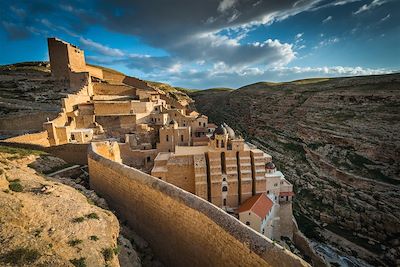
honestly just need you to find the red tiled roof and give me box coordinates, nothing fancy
[208,123,217,128]
[238,193,273,219]
[279,191,295,197]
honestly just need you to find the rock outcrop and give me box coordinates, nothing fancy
[0,146,121,266]
[190,74,400,266]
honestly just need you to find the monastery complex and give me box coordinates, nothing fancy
[43,38,295,241]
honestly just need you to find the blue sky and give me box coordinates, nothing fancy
[0,0,399,89]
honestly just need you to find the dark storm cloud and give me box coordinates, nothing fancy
[2,0,395,88]
[93,0,322,65]
[1,0,327,67]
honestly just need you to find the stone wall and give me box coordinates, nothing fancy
[93,83,136,96]
[102,70,126,84]
[0,111,58,135]
[48,143,89,165]
[88,142,309,267]
[3,131,50,147]
[85,65,104,79]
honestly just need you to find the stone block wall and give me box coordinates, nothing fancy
[93,83,136,96]
[89,142,309,267]
[3,131,50,147]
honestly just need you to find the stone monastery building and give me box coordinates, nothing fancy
[44,38,295,241]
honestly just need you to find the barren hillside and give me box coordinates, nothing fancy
[0,145,122,266]
[190,73,400,266]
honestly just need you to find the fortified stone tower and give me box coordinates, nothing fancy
[47,37,86,80]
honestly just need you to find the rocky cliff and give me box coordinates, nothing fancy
[190,74,400,266]
[0,145,124,266]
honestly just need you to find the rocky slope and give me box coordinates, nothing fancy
[190,74,400,266]
[0,145,124,266]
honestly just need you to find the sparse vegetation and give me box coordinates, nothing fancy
[0,145,47,158]
[85,212,99,220]
[89,235,99,241]
[68,239,83,247]
[72,216,85,223]
[70,257,87,267]
[102,247,114,261]
[0,248,40,265]
[9,181,23,192]
[113,246,121,255]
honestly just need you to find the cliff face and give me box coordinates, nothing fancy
[0,146,121,266]
[190,74,400,266]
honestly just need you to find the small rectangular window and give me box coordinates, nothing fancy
[181,135,184,142]
[166,135,169,142]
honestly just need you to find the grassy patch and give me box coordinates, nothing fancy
[0,248,40,265]
[0,145,47,158]
[102,247,114,261]
[68,239,83,247]
[85,212,99,220]
[72,216,85,223]
[9,181,23,192]
[89,235,99,241]
[70,257,86,267]
[113,246,120,255]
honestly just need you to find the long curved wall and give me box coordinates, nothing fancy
[88,142,309,267]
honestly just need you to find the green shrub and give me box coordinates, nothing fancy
[68,239,83,247]
[85,212,99,220]
[113,246,120,255]
[9,181,23,192]
[0,248,40,265]
[102,248,114,261]
[89,235,99,241]
[72,216,85,223]
[3,189,10,193]
[70,257,86,267]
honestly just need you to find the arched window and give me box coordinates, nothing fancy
[246,221,250,226]
[222,186,228,192]
[223,199,227,206]
[221,139,225,148]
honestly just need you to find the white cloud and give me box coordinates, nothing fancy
[314,37,340,48]
[322,16,332,23]
[79,37,125,57]
[353,0,389,15]
[218,0,237,12]
[380,13,391,22]
[272,66,392,76]
[295,33,304,39]
[168,63,182,73]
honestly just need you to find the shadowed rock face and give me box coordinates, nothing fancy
[190,73,400,266]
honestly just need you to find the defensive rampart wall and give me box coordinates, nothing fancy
[88,142,309,267]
